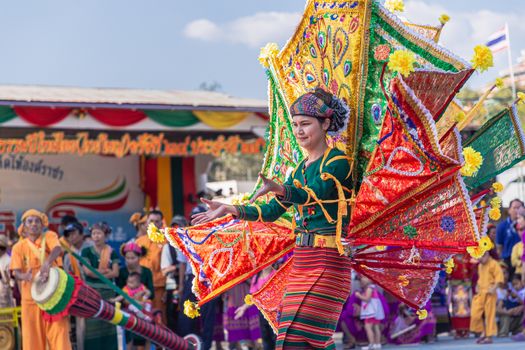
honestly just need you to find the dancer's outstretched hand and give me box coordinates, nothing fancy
[191,207,225,226]
[191,198,238,225]
[200,198,222,211]
[250,173,285,203]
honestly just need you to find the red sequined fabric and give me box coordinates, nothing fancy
[166,215,294,305]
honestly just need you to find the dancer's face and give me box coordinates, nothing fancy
[292,115,330,151]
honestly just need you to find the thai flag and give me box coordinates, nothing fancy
[486,27,509,53]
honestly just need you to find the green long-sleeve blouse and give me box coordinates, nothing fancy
[235,147,352,237]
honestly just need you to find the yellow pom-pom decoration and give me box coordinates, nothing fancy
[388,50,416,77]
[492,182,504,193]
[244,294,254,306]
[467,245,484,259]
[471,45,494,73]
[479,236,494,251]
[375,246,387,251]
[258,43,279,68]
[518,92,525,104]
[417,309,428,320]
[385,0,404,13]
[454,111,466,124]
[183,300,201,319]
[444,259,455,274]
[489,207,501,221]
[147,223,165,244]
[490,197,502,209]
[460,147,483,177]
[467,236,494,259]
[460,166,475,177]
[439,14,450,25]
[495,78,504,89]
[398,275,410,287]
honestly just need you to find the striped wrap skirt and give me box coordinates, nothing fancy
[276,246,352,349]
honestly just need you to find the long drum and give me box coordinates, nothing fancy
[31,267,200,350]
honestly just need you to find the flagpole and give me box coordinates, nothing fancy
[505,22,517,98]
[505,22,523,197]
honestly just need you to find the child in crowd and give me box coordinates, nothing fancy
[498,275,524,336]
[356,276,385,350]
[390,304,417,339]
[470,251,504,344]
[113,272,152,314]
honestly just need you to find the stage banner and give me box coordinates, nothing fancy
[0,154,144,251]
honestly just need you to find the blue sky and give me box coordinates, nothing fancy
[0,0,523,100]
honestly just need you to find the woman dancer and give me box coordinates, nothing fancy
[192,88,353,349]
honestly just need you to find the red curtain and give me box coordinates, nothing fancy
[14,106,72,127]
[89,109,147,127]
[142,157,158,209]
[182,157,196,218]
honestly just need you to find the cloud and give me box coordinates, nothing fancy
[183,11,301,48]
[183,19,221,41]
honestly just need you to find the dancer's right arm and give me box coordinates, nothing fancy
[192,173,294,225]
[192,191,293,225]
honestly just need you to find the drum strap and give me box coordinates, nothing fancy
[70,255,81,277]
[59,237,81,277]
[26,233,47,265]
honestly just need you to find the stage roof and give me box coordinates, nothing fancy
[0,85,268,112]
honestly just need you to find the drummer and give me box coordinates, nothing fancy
[10,209,71,350]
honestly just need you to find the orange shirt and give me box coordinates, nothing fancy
[477,257,504,294]
[136,235,165,288]
[10,231,62,303]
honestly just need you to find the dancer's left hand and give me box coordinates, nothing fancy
[250,173,285,203]
[191,204,238,226]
